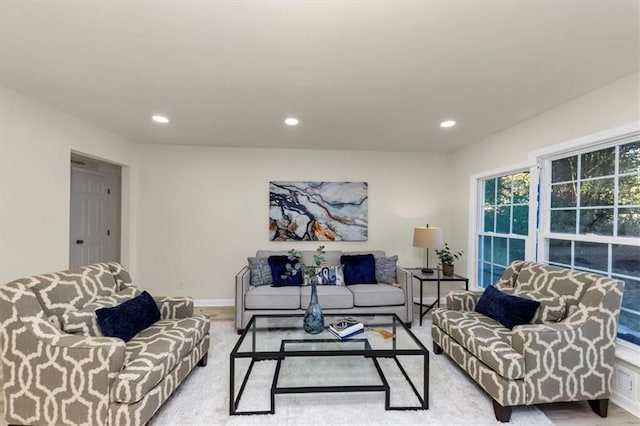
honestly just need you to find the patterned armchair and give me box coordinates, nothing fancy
[0,263,210,426]
[431,261,624,422]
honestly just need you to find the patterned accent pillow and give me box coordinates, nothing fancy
[375,255,398,284]
[247,257,273,287]
[62,286,141,336]
[315,266,345,286]
[514,290,567,323]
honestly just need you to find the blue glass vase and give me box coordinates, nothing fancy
[304,280,324,334]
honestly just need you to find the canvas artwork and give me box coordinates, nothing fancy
[269,181,368,241]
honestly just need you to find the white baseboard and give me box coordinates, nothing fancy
[194,298,234,307]
[611,393,640,419]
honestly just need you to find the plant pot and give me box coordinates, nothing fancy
[442,264,454,277]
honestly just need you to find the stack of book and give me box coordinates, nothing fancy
[328,318,364,339]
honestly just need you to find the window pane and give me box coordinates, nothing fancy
[494,237,508,266]
[484,178,496,204]
[580,178,614,207]
[575,241,608,273]
[612,245,640,277]
[482,262,492,288]
[483,207,495,232]
[620,141,640,174]
[618,309,640,345]
[493,266,505,283]
[512,172,530,204]
[549,239,571,265]
[509,238,525,262]
[618,175,640,206]
[512,205,529,235]
[483,236,492,262]
[496,207,510,234]
[497,176,511,204]
[579,208,613,236]
[618,208,640,237]
[550,209,577,233]
[581,147,615,179]
[552,156,577,183]
[551,183,577,208]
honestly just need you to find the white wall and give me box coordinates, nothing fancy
[0,86,134,283]
[448,73,640,277]
[133,144,450,300]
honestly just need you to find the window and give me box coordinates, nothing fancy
[477,171,531,288]
[542,140,640,345]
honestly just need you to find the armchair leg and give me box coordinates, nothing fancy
[588,398,609,418]
[197,352,208,367]
[433,341,443,354]
[492,399,512,423]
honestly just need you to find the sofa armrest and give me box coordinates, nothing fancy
[235,266,251,330]
[511,318,616,404]
[446,290,483,311]
[396,266,414,324]
[154,296,194,319]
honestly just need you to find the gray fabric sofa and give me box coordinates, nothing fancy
[0,262,210,426]
[235,250,413,331]
[431,261,624,422]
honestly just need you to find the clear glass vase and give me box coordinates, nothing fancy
[303,280,324,334]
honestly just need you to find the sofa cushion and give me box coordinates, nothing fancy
[476,286,540,329]
[375,255,398,284]
[341,254,377,285]
[96,291,161,342]
[245,285,301,309]
[111,315,210,404]
[247,257,273,286]
[300,285,353,309]
[503,289,568,323]
[268,256,304,287]
[315,266,345,286]
[62,286,141,336]
[432,308,525,380]
[349,283,404,307]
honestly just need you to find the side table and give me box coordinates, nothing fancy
[410,268,469,326]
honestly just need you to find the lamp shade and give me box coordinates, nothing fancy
[413,227,443,249]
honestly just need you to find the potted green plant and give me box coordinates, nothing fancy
[283,246,326,334]
[435,243,463,277]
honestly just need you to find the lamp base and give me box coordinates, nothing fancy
[421,268,435,274]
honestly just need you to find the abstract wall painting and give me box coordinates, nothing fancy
[269,181,368,241]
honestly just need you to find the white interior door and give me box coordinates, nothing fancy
[70,169,112,268]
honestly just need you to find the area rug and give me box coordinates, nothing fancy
[149,320,553,426]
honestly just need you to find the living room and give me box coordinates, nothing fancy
[1,1,639,425]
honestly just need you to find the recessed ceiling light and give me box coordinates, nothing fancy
[284,117,299,126]
[152,115,169,124]
[440,120,456,128]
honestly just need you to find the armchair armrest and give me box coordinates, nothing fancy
[396,266,413,324]
[446,290,483,311]
[154,296,194,319]
[235,266,250,330]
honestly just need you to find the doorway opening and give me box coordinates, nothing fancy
[69,153,122,268]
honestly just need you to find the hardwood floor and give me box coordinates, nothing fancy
[0,306,637,425]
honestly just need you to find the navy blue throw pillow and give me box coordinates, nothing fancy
[96,291,160,342]
[268,256,303,287]
[341,254,377,285]
[475,285,540,329]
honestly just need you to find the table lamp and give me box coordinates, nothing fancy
[413,225,443,274]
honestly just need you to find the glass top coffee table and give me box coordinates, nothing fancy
[230,313,429,415]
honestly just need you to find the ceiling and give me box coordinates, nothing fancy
[1,1,638,153]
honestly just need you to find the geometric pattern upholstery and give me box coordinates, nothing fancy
[0,263,210,426]
[432,261,624,418]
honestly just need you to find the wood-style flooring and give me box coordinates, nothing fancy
[1,306,637,425]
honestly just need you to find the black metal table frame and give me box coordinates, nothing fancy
[412,269,469,326]
[229,313,429,415]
